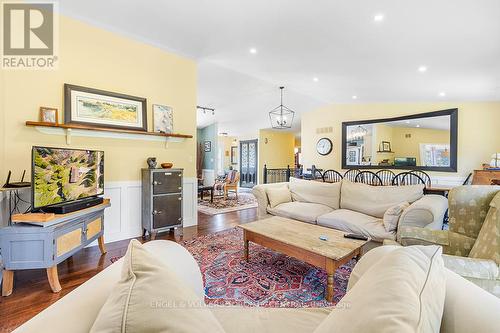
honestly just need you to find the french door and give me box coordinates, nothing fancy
[239,139,258,188]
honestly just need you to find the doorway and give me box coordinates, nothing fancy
[239,139,258,188]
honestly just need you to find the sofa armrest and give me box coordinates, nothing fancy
[442,254,499,280]
[398,194,448,230]
[251,183,289,219]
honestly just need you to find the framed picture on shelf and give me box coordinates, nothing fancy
[39,107,58,124]
[153,104,173,133]
[380,141,392,152]
[64,84,147,131]
[204,141,211,152]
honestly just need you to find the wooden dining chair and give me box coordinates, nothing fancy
[343,169,360,182]
[355,171,383,186]
[322,170,343,183]
[392,172,426,187]
[408,170,432,187]
[376,170,396,186]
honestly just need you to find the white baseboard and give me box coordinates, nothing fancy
[88,177,198,246]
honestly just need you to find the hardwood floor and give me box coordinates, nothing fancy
[0,208,258,332]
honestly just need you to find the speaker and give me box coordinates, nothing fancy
[42,196,104,214]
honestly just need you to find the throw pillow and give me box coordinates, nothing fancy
[90,239,225,333]
[267,186,292,208]
[313,245,446,333]
[468,192,500,265]
[383,201,410,232]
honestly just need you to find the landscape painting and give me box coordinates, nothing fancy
[64,84,147,131]
[33,147,104,209]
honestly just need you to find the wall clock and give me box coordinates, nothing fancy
[316,138,333,156]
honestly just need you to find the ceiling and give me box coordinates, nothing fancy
[60,0,500,136]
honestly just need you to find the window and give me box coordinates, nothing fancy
[419,144,450,167]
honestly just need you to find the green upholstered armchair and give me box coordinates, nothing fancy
[398,186,500,297]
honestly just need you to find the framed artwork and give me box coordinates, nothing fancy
[153,104,173,133]
[64,84,147,131]
[39,107,58,124]
[204,141,211,152]
[231,146,238,164]
[380,141,392,152]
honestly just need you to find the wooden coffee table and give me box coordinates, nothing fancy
[239,216,368,302]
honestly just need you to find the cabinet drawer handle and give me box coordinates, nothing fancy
[164,172,172,176]
[178,197,182,201]
[152,181,162,185]
[178,187,182,190]
[152,210,162,215]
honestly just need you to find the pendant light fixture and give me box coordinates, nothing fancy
[269,86,295,129]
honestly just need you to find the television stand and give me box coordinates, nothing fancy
[1,199,111,296]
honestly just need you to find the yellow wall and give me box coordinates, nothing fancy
[301,102,500,178]
[258,129,295,183]
[391,127,449,165]
[219,135,239,171]
[1,16,197,181]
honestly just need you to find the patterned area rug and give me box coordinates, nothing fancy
[181,227,355,308]
[197,192,258,215]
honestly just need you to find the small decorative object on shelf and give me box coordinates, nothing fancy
[153,104,173,134]
[161,162,173,169]
[487,153,500,170]
[147,157,157,169]
[40,107,58,124]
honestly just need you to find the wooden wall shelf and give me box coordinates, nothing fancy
[25,121,193,146]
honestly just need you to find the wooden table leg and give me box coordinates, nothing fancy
[46,266,62,293]
[98,235,107,254]
[243,230,249,260]
[2,270,14,297]
[325,259,338,303]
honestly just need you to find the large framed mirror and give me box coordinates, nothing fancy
[341,109,458,172]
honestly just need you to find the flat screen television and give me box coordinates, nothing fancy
[32,146,104,210]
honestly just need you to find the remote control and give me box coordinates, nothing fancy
[343,233,368,241]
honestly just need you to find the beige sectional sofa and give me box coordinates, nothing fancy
[252,178,448,243]
[13,240,500,333]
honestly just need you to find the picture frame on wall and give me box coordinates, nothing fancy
[64,84,147,131]
[231,146,238,164]
[153,104,173,133]
[380,141,392,152]
[204,141,211,152]
[39,107,58,124]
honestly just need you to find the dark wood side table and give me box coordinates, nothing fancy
[198,185,214,202]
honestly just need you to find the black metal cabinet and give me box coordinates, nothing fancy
[142,168,183,239]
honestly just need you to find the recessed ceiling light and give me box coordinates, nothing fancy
[313,77,319,82]
[249,48,257,54]
[416,124,420,128]
[352,95,358,100]
[439,92,446,97]
[374,14,384,22]
[418,66,427,73]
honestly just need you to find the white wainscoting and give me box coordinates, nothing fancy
[88,177,197,246]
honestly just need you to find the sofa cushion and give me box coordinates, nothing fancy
[340,180,424,218]
[317,209,395,242]
[212,307,330,333]
[90,239,225,333]
[314,245,446,333]
[268,201,333,224]
[266,186,292,208]
[383,201,410,232]
[289,177,341,209]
